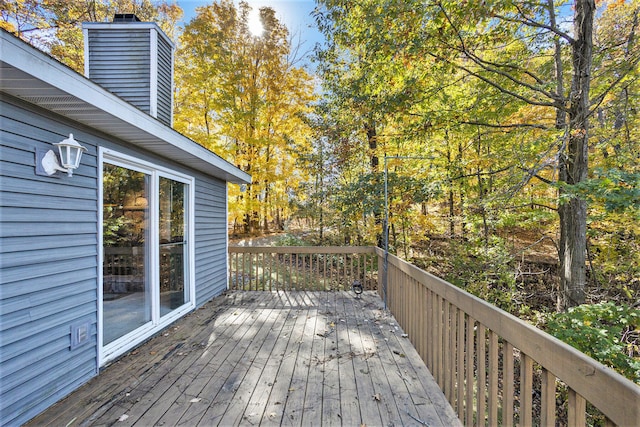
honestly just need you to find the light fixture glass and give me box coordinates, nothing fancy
[54,134,86,175]
[39,133,87,177]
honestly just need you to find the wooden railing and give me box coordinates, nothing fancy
[228,246,378,291]
[380,248,640,427]
[228,245,640,426]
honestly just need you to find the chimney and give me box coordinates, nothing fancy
[83,15,174,126]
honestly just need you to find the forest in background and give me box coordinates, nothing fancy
[2,0,638,382]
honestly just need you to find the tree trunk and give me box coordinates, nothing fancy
[445,132,455,237]
[559,0,594,309]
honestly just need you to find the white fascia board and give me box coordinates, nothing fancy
[82,21,175,49]
[0,31,251,184]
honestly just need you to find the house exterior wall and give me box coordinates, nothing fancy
[0,94,228,426]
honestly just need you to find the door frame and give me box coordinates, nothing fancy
[98,147,196,366]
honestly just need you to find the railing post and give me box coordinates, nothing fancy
[383,155,389,309]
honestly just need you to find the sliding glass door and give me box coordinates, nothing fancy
[101,151,193,363]
[159,177,187,317]
[102,164,152,345]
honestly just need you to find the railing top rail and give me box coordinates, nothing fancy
[375,247,640,426]
[229,245,377,254]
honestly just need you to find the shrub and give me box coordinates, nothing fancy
[545,301,640,384]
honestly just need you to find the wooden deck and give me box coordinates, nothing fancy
[27,291,460,426]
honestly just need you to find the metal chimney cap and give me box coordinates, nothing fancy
[113,13,141,22]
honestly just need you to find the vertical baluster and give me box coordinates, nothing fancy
[262,251,266,291]
[541,368,556,426]
[416,278,423,352]
[302,253,306,291]
[289,251,293,290]
[368,253,373,289]
[308,253,312,290]
[350,253,354,291]
[266,252,270,291]
[275,251,280,291]
[324,252,328,291]
[443,302,452,402]
[258,252,263,290]
[408,276,413,341]
[255,252,259,291]
[425,289,432,368]
[343,253,347,290]
[488,331,499,426]
[465,315,475,427]
[312,253,316,291]
[448,304,456,406]
[435,296,443,388]
[477,323,486,426]
[457,308,465,420]
[418,286,425,360]
[328,253,333,290]
[520,353,533,427]
[250,252,254,291]
[568,390,586,427]
[240,252,244,290]
[503,342,514,427]
[357,254,361,290]
[230,251,235,290]
[254,252,259,290]
[239,252,244,290]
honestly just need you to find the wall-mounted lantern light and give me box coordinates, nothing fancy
[36,133,87,177]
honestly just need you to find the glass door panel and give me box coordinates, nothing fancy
[159,177,188,317]
[102,164,151,345]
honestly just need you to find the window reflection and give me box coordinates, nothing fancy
[159,177,187,316]
[102,164,151,345]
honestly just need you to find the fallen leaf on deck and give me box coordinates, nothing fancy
[190,397,202,403]
[373,393,381,401]
[118,414,129,422]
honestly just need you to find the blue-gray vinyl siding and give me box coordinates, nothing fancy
[86,25,174,127]
[87,29,151,114]
[194,179,228,305]
[0,96,99,427]
[0,95,229,426]
[156,36,173,126]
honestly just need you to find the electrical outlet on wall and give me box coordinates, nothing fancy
[70,322,90,350]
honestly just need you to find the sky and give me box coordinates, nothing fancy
[176,0,325,53]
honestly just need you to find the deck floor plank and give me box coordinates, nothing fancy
[94,296,262,426]
[26,291,460,427]
[167,303,284,426]
[260,306,310,426]
[215,307,288,426]
[177,306,285,426]
[201,306,292,426]
[343,293,384,427]
[356,294,406,426]
[335,290,364,426]
[299,295,328,426]
[152,299,271,426]
[281,307,317,425]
